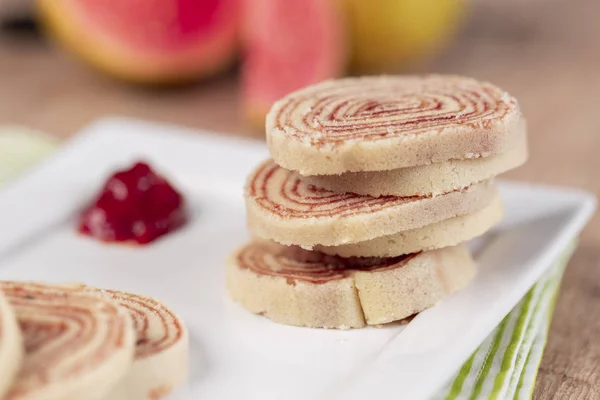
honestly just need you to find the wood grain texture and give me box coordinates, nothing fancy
[0,0,598,398]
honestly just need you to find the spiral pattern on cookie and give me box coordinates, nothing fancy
[237,241,415,284]
[248,160,431,218]
[92,289,184,359]
[0,282,129,399]
[268,75,518,146]
[0,293,6,343]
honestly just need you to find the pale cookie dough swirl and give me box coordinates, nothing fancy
[237,240,415,284]
[95,290,185,359]
[266,75,523,175]
[315,194,503,257]
[245,159,496,247]
[0,291,22,399]
[228,242,476,328]
[304,132,528,197]
[0,281,135,400]
[248,159,421,219]
[91,289,189,400]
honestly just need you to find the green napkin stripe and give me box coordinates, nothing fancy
[0,128,57,185]
[514,340,535,400]
[515,242,575,400]
[442,282,536,400]
[504,272,556,398]
[483,294,530,398]
[489,287,538,399]
[505,282,548,397]
[468,316,509,400]
[512,272,559,398]
[472,296,531,399]
[441,253,565,400]
[515,282,558,400]
[492,264,557,399]
[446,352,476,399]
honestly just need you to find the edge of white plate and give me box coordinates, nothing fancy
[340,189,595,400]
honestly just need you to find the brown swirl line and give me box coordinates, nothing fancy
[101,290,183,359]
[238,242,416,284]
[0,298,4,343]
[273,76,516,145]
[249,160,432,218]
[0,282,126,398]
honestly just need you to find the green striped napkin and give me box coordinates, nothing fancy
[0,126,57,184]
[433,242,575,400]
[0,127,574,400]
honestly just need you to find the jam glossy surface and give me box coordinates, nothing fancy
[78,162,187,244]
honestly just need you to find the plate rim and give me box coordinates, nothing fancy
[0,117,596,399]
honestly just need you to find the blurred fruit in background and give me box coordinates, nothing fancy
[344,0,465,74]
[37,0,239,84]
[13,0,466,127]
[240,0,346,129]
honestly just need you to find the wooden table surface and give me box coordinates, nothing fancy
[0,1,598,398]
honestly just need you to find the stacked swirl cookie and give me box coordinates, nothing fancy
[0,281,188,400]
[228,75,528,329]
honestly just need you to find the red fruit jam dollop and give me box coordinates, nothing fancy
[78,162,187,245]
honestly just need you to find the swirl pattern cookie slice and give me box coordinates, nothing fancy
[266,75,524,175]
[91,289,189,400]
[0,290,22,399]
[245,159,497,247]
[0,281,135,400]
[304,132,527,197]
[227,241,476,328]
[315,194,503,257]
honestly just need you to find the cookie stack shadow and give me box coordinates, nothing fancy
[227,75,528,329]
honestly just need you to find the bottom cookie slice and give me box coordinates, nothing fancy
[89,289,189,400]
[226,242,476,329]
[0,291,22,399]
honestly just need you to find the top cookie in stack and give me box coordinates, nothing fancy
[248,75,526,253]
[267,75,525,178]
[228,75,527,329]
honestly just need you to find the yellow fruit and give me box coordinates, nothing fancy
[344,0,465,73]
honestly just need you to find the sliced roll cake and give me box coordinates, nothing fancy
[89,289,189,400]
[0,281,136,400]
[315,194,503,257]
[227,241,475,329]
[266,75,525,175]
[304,132,527,197]
[0,290,22,399]
[245,159,497,248]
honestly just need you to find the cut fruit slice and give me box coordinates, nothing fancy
[0,290,22,399]
[87,289,189,400]
[227,242,476,328]
[0,282,135,400]
[38,0,239,83]
[241,0,346,128]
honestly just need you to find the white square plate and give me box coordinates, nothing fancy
[0,118,595,400]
